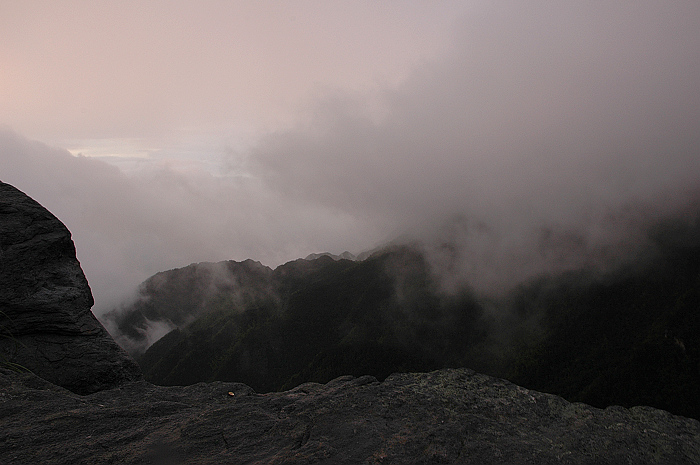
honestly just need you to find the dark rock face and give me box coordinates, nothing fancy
[0,180,698,463]
[1,367,699,464]
[0,181,141,394]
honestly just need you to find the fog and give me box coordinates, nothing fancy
[0,129,379,313]
[2,2,700,316]
[249,2,700,291]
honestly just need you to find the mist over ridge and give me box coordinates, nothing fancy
[107,208,700,420]
[1,2,699,318]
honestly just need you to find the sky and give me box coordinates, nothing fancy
[2,1,700,317]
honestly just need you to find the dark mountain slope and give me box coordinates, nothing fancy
[120,209,700,419]
[2,179,698,464]
[107,259,276,354]
[506,215,700,418]
[138,247,492,392]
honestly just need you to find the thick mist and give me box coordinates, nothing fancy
[0,129,380,315]
[250,2,700,293]
[1,2,699,321]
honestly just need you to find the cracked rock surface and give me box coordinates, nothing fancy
[0,181,141,394]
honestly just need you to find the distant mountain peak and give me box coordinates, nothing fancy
[304,251,356,261]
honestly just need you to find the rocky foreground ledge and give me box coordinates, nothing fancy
[1,181,699,463]
[2,367,699,464]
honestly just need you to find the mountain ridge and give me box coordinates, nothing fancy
[107,210,700,420]
[1,180,699,463]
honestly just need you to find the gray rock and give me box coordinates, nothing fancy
[0,367,698,464]
[0,180,698,463]
[0,181,141,394]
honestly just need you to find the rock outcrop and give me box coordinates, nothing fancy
[1,367,699,464]
[1,180,699,464]
[0,181,141,394]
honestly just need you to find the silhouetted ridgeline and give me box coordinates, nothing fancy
[2,180,700,464]
[107,206,700,420]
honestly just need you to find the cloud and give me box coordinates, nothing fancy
[249,2,700,291]
[0,129,382,317]
[2,1,700,319]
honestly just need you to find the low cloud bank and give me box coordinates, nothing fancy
[0,129,382,317]
[249,1,700,292]
[2,2,699,319]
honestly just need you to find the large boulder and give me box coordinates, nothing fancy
[0,181,141,394]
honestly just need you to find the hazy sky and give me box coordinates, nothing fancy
[2,1,700,315]
[1,1,460,144]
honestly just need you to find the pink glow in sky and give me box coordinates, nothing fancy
[1,1,460,144]
[2,2,700,317]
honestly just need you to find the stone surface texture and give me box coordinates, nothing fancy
[1,367,699,464]
[0,181,141,394]
[1,180,699,464]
